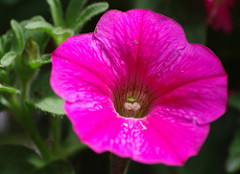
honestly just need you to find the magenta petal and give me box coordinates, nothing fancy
[94,9,187,78]
[66,98,209,165]
[50,33,121,102]
[50,9,227,165]
[148,44,227,124]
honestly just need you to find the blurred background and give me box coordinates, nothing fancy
[0,0,240,173]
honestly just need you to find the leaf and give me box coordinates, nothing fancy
[1,51,17,66]
[10,19,25,53]
[228,92,240,112]
[46,0,64,27]
[24,16,51,53]
[29,54,51,69]
[135,0,206,44]
[0,31,13,57]
[30,69,65,115]
[226,130,240,173]
[0,144,39,174]
[25,21,54,35]
[33,160,75,174]
[74,2,109,33]
[66,0,88,27]
[52,27,74,45]
[0,84,20,94]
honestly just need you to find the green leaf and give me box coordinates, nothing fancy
[0,144,39,174]
[25,21,54,35]
[74,2,109,33]
[1,51,17,66]
[33,160,75,174]
[66,0,88,27]
[10,19,25,52]
[29,54,51,69]
[52,27,74,45]
[226,130,240,173]
[0,31,13,57]
[30,69,65,115]
[135,0,206,44]
[0,84,20,94]
[228,92,240,112]
[46,0,64,27]
[24,16,51,53]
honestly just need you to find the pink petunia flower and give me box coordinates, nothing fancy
[50,9,227,165]
[204,0,235,33]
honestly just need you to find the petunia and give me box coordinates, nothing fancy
[204,0,235,33]
[50,9,227,165]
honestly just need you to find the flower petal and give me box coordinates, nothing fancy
[94,9,187,79]
[148,44,227,124]
[50,33,122,102]
[66,98,209,165]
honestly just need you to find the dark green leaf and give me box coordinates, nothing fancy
[226,130,240,173]
[1,51,17,66]
[66,0,88,27]
[33,160,75,174]
[0,84,20,94]
[30,69,65,115]
[74,2,109,33]
[10,19,25,52]
[46,0,64,27]
[228,92,240,112]
[0,144,39,174]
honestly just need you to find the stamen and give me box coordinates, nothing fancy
[132,102,141,111]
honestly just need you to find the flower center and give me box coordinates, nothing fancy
[113,83,153,118]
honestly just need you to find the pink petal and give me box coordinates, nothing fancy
[146,44,227,124]
[50,33,122,102]
[66,96,209,165]
[94,9,187,79]
[64,94,117,140]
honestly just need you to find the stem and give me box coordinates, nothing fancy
[20,111,52,160]
[110,153,130,174]
[52,116,61,153]
[9,77,53,161]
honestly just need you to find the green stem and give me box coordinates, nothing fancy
[110,153,130,174]
[52,116,61,153]
[9,77,53,161]
[20,111,52,160]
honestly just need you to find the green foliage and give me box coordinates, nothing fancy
[0,144,40,174]
[73,2,109,33]
[66,0,88,27]
[30,69,65,115]
[10,19,25,53]
[226,130,240,173]
[33,160,75,174]
[1,51,17,66]
[0,85,20,94]
[228,93,240,112]
[46,0,64,27]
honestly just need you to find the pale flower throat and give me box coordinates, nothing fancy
[113,83,153,118]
